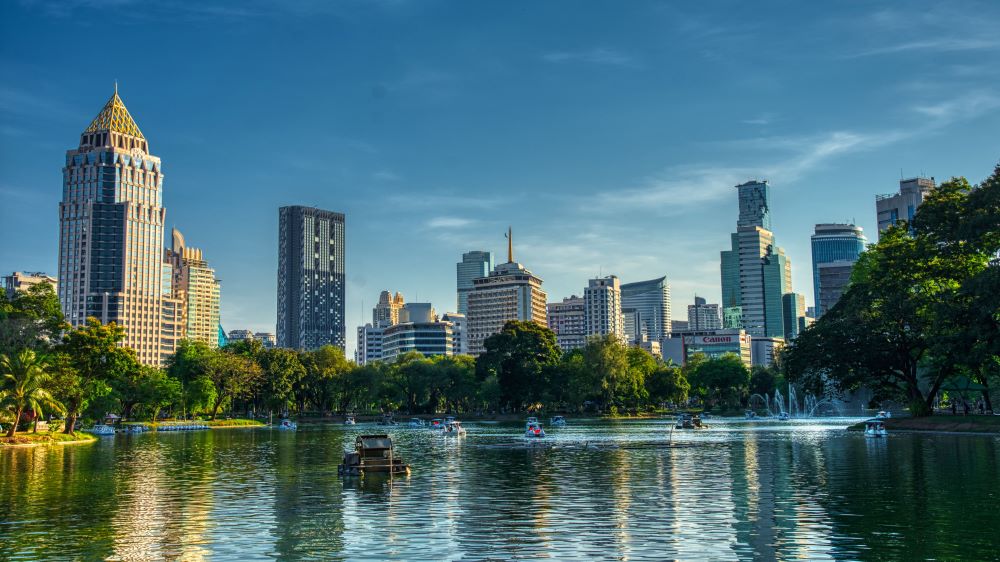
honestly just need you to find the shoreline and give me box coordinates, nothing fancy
[0,432,99,449]
[847,415,1000,435]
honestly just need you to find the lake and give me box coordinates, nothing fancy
[2,418,998,560]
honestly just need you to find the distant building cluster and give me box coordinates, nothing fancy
[28,89,939,369]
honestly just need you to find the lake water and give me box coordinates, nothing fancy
[2,418,998,561]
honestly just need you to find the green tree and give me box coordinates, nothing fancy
[205,350,262,420]
[57,319,133,433]
[165,339,215,417]
[300,345,353,414]
[1,349,64,437]
[143,368,182,423]
[476,321,561,412]
[689,354,750,410]
[647,363,690,407]
[258,347,305,414]
[0,281,66,356]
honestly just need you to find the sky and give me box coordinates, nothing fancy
[1,0,999,358]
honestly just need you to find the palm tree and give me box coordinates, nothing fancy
[1,349,64,437]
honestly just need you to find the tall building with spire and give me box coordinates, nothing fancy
[58,88,166,365]
[466,228,547,356]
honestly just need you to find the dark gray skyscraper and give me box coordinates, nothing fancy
[277,206,345,350]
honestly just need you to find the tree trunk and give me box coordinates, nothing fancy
[7,407,23,437]
[210,397,224,421]
[64,412,78,434]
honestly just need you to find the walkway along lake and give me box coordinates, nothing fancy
[1,418,998,560]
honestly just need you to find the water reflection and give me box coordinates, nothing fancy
[1,419,998,560]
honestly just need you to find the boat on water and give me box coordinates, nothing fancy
[745,410,757,420]
[550,415,567,427]
[156,423,209,432]
[864,419,888,437]
[278,419,297,430]
[408,418,425,428]
[877,410,891,419]
[526,416,539,425]
[524,422,546,438]
[442,420,466,437]
[378,414,397,426]
[85,424,116,435]
[430,418,444,430]
[344,415,356,425]
[675,413,705,429]
[777,412,790,421]
[338,434,410,476]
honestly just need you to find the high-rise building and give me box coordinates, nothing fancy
[255,332,276,349]
[380,302,454,362]
[466,229,546,356]
[457,251,494,315]
[751,336,785,367]
[159,263,182,362]
[662,329,753,367]
[876,177,935,236]
[441,312,467,355]
[355,324,384,365]
[622,307,641,344]
[373,290,405,327]
[58,88,166,365]
[687,296,722,331]
[3,272,57,297]
[228,329,255,343]
[721,178,793,338]
[548,296,586,352]
[811,223,867,316]
[817,262,856,316]
[584,276,624,340]
[781,292,807,341]
[620,276,671,343]
[277,206,345,350]
[164,228,221,348]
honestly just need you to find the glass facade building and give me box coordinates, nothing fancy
[457,251,493,315]
[620,276,671,343]
[737,180,771,230]
[810,223,866,316]
[876,177,935,237]
[277,206,345,350]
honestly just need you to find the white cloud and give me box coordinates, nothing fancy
[541,48,639,68]
[912,91,1000,121]
[427,217,474,229]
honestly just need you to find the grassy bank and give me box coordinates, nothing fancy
[0,430,98,448]
[848,415,1000,434]
[122,418,265,430]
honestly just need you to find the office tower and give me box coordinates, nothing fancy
[687,296,722,331]
[3,272,57,297]
[584,276,624,340]
[811,223,867,316]
[781,292,807,341]
[466,229,546,356]
[662,329,753,367]
[620,276,671,343]
[817,262,855,316]
[380,301,453,362]
[737,180,771,230]
[373,290,405,327]
[751,337,785,367]
[622,307,641,344]
[58,88,166,365]
[228,329,255,343]
[721,177,794,338]
[548,296,586,352]
[441,312,467,355]
[159,263,183,362]
[356,324,384,365]
[277,206,345,350]
[671,320,690,333]
[876,177,935,236]
[723,307,743,329]
[164,228,221,347]
[456,251,494,315]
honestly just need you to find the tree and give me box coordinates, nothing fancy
[647,363,690,407]
[477,321,561,412]
[1,349,64,437]
[258,348,305,414]
[0,281,66,356]
[299,345,352,414]
[57,319,132,433]
[688,354,750,410]
[143,369,182,423]
[205,350,262,420]
[165,339,215,417]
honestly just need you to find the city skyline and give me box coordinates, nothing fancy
[2,1,1000,358]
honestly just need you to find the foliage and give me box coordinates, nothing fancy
[56,319,132,432]
[687,353,750,410]
[0,282,66,357]
[1,349,64,436]
[477,321,562,412]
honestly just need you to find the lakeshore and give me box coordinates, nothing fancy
[0,430,98,448]
[848,415,1000,435]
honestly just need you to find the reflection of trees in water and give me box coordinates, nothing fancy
[820,435,999,560]
[270,428,346,560]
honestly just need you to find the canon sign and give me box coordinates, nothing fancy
[685,335,735,345]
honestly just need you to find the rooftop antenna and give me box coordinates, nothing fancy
[505,226,513,263]
[114,80,118,95]
[900,168,904,180]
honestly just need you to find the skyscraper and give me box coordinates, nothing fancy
[548,296,586,352]
[720,180,794,338]
[620,276,671,343]
[58,88,166,365]
[817,262,856,316]
[810,223,867,316]
[164,228,221,347]
[457,251,493,315]
[876,177,935,236]
[466,229,546,356]
[277,206,345,350]
[585,276,624,340]
[781,292,807,341]
[373,290,405,327]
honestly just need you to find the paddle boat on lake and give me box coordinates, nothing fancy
[344,415,356,425]
[550,415,567,427]
[877,410,891,419]
[676,413,705,429]
[525,421,546,438]
[278,418,297,430]
[409,418,425,428]
[442,420,466,437]
[745,410,758,420]
[864,419,888,438]
[338,434,411,476]
[777,412,790,421]
[85,424,116,436]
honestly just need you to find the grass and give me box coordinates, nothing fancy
[122,418,266,429]
[848,415,1000,434]
[0,430,98,447]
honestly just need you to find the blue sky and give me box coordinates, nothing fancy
[2,0,999,356]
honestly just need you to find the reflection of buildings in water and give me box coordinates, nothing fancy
[729,431,776,560]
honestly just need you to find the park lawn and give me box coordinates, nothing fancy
[204,418,265,427]
[0,430,98,447]
[848,415,1000,434]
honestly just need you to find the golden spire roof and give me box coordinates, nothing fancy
[84,87,145,140]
